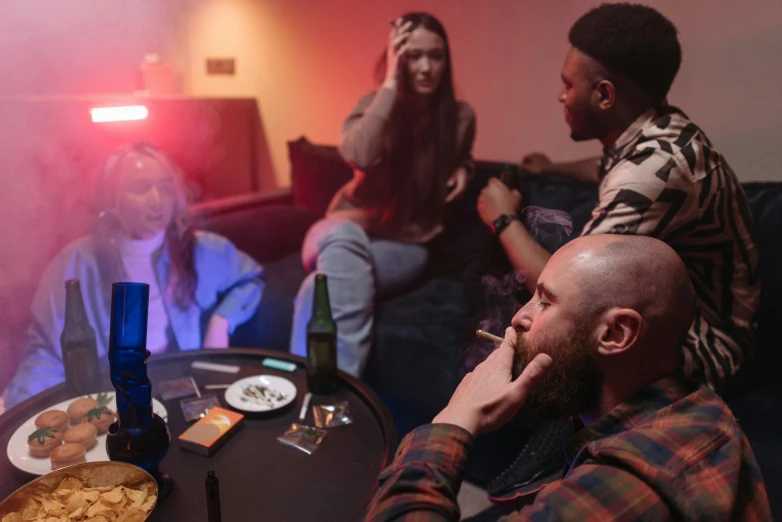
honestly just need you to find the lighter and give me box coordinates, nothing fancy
[205,470,222,522]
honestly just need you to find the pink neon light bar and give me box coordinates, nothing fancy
[90,105,149,123]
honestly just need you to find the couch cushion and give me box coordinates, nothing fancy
[726,382,782,517]
[198,204,318,264]
[520,172,598,249]
[743,183,782,378]
[364,277,469,430]
[288,137,353,218]
[427,166,600,277]
[426,167,494,277]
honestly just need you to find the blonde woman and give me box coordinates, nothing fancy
[4,142,264,408]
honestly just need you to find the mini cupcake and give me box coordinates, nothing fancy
[27,427,63,458]
[63,423,98,450]
[50,443,86,470]
[35,410,69,432]
[67,397,98,425]
[84,406,116,434]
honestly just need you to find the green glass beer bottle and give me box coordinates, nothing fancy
[61,279,101,395]
[306,274,339,394]
[500,164,517,189]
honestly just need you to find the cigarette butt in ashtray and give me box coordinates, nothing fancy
[475,329,504,343]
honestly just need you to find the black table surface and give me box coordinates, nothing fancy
[0,349,398,522]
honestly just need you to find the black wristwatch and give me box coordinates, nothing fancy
[491,214,520,236]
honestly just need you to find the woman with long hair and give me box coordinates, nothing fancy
[291,12,476,376]
[4,142,264,408]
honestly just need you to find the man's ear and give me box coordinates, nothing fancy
[596,79,616,110]
[595,308,642,355]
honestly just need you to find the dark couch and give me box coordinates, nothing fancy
[197,137,782,515]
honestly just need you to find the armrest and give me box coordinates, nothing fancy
[190,188,293,218]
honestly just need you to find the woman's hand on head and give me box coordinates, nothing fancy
[383,18,413,90]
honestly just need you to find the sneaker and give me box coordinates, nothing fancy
[486,417,575,504]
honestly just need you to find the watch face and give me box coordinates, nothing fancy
[492,214,517,236]
[492,215,508,234]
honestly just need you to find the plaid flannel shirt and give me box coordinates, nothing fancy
[365,374,771,521]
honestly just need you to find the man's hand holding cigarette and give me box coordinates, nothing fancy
[433,327,552,437]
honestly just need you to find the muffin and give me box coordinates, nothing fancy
[34,410,69,432]
[50,443,86,470]
[27,427,63,458]
[63,423,98,450]
[84,406,116,434]
[67,397,98,425]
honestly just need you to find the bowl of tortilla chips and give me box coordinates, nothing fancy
[0,461,157,522]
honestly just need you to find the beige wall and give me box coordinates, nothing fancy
[0,0,189,95]
[183,0,782,188]
[0,0,194,388]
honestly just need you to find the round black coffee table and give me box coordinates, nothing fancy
[0,349,397,521]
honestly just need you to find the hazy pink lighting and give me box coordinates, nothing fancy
[90,105,149,123]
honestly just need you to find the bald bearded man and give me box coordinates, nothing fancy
[365,236,770,521]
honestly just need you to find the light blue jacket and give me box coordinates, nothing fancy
[3,231,264,409]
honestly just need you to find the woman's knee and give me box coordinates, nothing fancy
[302,219,370,271]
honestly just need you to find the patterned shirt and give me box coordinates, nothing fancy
[364,374,771,521]
[581,107,760,389]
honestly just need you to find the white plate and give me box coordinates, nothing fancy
[6,392,167,476]
[224,375,297,413]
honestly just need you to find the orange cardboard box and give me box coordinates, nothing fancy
[178,407,244,456]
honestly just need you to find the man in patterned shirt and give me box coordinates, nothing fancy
[364,235,771,521]
[475,2,760,503]
[478,3,760,390]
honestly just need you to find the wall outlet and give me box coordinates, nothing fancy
[206,58,235,76]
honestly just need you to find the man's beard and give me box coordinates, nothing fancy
[511,323,602,427]
[567,107,603,142]
[570,128,593,142]
[569,118,599,142]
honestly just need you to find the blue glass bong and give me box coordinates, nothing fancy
[105,282,173,498]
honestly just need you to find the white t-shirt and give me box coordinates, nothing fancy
[119,232,169,354]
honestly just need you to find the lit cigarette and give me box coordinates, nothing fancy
[475,329,504,343]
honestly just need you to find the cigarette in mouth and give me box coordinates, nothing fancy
[475,329,504,343]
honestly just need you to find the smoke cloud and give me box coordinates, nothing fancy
[462,270,527,371]
[0,0,214,390]
[522,206,574,248]
[462,206,574,372]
